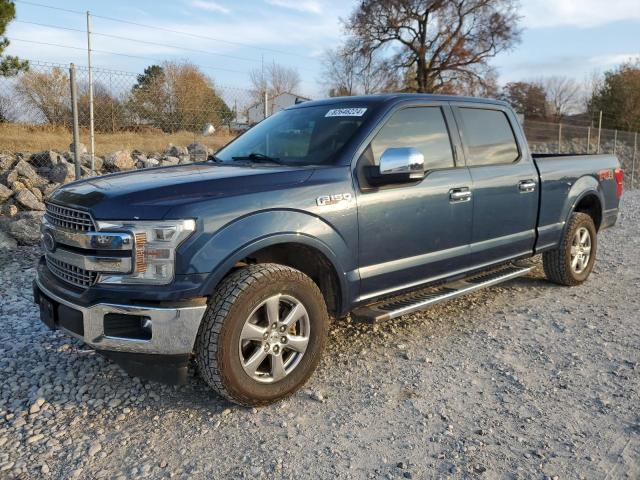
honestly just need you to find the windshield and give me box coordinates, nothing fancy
[216,104,373,166]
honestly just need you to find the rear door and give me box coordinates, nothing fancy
[355,102,474,301]
[451,104,538,267]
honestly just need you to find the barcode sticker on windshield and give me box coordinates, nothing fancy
[325,108,367,117]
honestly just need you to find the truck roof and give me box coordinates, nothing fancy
[289,93,510,109]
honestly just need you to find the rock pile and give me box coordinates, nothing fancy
[0,143,212,246]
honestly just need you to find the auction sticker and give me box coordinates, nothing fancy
[325,108,367,117]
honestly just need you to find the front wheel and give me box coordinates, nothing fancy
[543,212,597,286]
[196,264,329,406]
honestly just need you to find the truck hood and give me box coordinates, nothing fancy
[48,163,315,220]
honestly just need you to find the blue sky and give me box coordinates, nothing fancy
[5,0,640,97]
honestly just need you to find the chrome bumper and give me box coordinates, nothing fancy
[35,278,207,355]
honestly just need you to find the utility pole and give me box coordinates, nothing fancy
[86,11,96,172]
[69,64,82,180]
[587,126,591,154]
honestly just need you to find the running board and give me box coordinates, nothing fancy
[351,264,533,324]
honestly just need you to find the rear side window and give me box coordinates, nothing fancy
[459,108,519,165]
[370,107,455,170]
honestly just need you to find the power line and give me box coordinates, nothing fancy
[6,38,251,75]
[14,20,261,63]
[13,0,318,61]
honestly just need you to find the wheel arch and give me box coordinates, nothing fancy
[200,234,348,318]
[572,192,603,231]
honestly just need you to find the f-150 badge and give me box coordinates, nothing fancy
[316,193,353,206]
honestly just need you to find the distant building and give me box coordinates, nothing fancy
[246,92,311,125]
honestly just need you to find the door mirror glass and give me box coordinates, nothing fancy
[378,147,425,180]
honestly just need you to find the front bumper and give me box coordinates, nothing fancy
[33,277,208,383]
[34,277,207,355]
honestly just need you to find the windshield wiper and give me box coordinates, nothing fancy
[232,153,284,165]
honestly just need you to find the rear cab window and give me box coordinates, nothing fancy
[457,107,520,166]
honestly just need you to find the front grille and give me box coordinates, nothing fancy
[45,203,95,232]
[46,256,98,289]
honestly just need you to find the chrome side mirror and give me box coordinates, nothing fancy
[379,147,425,179]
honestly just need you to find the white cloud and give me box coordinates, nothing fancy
[522,0,640,28]
[265,0,322,15]
[190,0,231,14]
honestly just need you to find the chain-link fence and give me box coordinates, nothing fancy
[0,60,288,168]
[0,60,638,189]
[524,120,637,188]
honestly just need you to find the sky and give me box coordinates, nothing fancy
[4,0,640,98]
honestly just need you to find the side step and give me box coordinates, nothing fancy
[351,264,533,324]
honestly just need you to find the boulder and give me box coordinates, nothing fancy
[104,150,134,171]
[30,187,43,202]
[187,142,207,155]
[15,189,45,211]
[1,203,18,217]
[160,156,180,166]
[7,213,43,245]
[30,151,64,169]
[0,154,16,171]
[42,183,60,197]
[142,157,160,169]
[10,181,26,193]
[69,142,88,156]
[178,155,191,164]
[79,153,104,171]
[164,144,188,157]
[12,159,39,181]
[0,230,17,249]
[48,162,76,184]
[0,183,12,202]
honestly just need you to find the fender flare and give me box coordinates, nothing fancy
[188,210,356,310]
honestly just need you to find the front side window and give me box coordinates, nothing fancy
[458,108,519,166]
[370,107,455,170]
[216,104,374,166]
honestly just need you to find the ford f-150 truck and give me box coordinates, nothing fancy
[33,94,624,406]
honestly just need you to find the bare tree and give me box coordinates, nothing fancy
[344,0,521,93]
[540,76,582,120]
[14,67,71,125]
[250,61,301,101]
[321,39,400,96]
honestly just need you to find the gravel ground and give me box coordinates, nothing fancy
[1,191,639,480]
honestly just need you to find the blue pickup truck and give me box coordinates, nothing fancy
[33,94,624,406]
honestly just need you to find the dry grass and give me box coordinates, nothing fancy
[0,123,236,156]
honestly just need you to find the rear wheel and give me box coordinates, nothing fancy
[196,264,329,406]
[543,212,597,286]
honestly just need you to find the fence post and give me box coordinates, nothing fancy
[597,111,603,154]
[587,127,591,154]
[86,11,96,172]
[558,123,562,153]
[632,132,637,189]
[263,90,268,119]
[613,130,618,155]
[69,63,82,181]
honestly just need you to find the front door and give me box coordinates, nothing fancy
[452,105,538,267]
[355,104,474,301]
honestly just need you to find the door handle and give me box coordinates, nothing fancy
[518,180,536,193]
[449,188,472,202]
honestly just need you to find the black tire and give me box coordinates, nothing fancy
[196,263,329,406]
[543,212,597,286]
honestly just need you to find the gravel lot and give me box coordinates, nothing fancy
[1,191,639,480]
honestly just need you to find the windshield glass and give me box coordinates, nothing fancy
[216,104,374,166]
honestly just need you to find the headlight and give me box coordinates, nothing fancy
[96,219,196,285]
